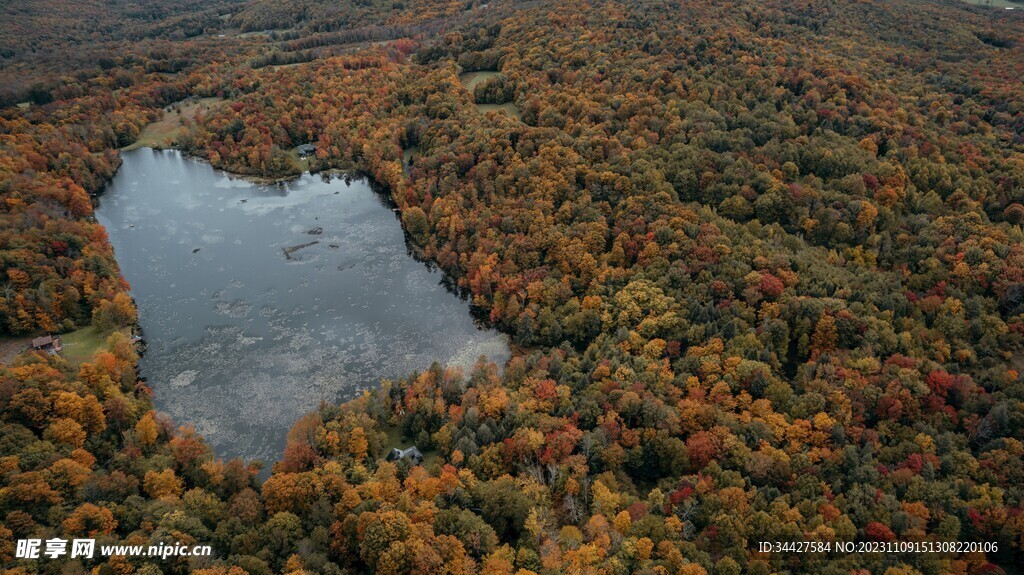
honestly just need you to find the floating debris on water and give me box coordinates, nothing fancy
[282,241,319,259]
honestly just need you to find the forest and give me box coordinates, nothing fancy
[1,0,1023,574]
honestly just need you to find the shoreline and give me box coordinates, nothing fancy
[94,147,520,466]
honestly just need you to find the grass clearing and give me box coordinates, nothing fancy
[478,102,523,120]
[124,97,227,151]
[60,325,130,364]
[285,147,312,169]
[381,423,439,469]
[457,70,522,120]
[266,61,311,71]
[458,70,500,92]
[402,145,420,176]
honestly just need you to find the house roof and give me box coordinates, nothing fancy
[386,446,424,461]
[31,335,54,348]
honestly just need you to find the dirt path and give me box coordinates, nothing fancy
[0,337,30,365]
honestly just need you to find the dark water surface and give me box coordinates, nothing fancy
[96,149,509,464]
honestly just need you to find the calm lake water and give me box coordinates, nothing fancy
[96,149,509,464]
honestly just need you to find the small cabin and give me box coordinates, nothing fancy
[385,446,424,464]
[296,144,316,159]
[31,335,62,355]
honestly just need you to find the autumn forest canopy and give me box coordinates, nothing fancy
[1,0,1024,574]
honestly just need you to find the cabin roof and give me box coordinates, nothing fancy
[31,335,54,348]
[386,446,424,462]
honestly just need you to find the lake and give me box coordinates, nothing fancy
[96,149,509,464]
